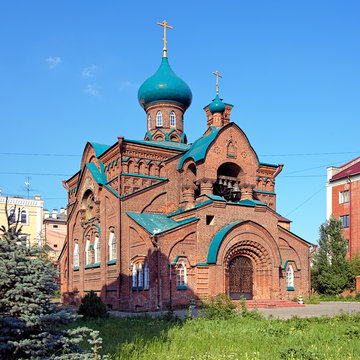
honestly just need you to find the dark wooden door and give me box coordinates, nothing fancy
[229,256,253,300]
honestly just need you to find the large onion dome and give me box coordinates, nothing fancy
[138,57,192,109]
[209,94,226,114]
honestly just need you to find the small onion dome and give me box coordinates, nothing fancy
[138,57,192,109]
[209,94,226,114]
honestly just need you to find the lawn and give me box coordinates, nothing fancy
[71,311,360,360]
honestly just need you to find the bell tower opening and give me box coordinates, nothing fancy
[213,162,242,202]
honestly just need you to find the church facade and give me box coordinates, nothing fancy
[60,32,312,310]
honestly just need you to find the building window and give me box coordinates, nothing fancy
[340,215,350,228]
[170,111,176,127]
[148,115,151,130]
[108,231,117,261]
[53,224,58,228]
[339,190,349,204]
[132,264,137,289]
[8,208,16,224]
[94,236,100,263]
[176,262,187,289]
[74,242,79,268]
[156,111,163,127]
[85,238,91,266]
[138,263,143,290]
[144,262,149,290]
[286,265,294,290]
[20,209,27,224]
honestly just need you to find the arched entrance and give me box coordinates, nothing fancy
[229,256,253,300]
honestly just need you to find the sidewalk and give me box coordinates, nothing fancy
[110,302,360,320]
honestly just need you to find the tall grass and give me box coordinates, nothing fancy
[70,312,360,359]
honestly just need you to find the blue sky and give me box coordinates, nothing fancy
[1,1,360,244]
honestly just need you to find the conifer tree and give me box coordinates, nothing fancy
[0,205,99,359]
[311,216,349,295]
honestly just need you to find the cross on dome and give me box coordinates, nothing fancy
[157,20,173,58]
[212,70,222,95]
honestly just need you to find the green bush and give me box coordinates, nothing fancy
[201,293,236,319]
[78,291,108,319]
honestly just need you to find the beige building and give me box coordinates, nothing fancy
[0,190,44,246]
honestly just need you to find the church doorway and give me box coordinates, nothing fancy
[229,256,253,300]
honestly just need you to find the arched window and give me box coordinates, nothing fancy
[20,209,27,224]
[286,265,294,290]
[8,208,16,224]
[132,264,137,289]
[148,115,151,130]
[170,111,176,127]
[138,263,143,290]
[94,236,100,263]
[144,262,149,290]
[108,231,116,261]
[176,262,187,289]
[156,111,163,127]
[74,242,79,268]
[85,238,91,266]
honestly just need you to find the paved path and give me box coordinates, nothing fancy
[258,302,360,319]
[111,302,360,320]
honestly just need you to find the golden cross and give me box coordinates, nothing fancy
[157,20,173,57]
[212,70,223,94]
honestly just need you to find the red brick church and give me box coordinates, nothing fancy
[60,23,312,310]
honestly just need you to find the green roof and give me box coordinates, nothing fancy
[90,142,111,158]
[178,127,221,170]
[207,221,245,264]
[126,212,198,235]
[86,162,118,197]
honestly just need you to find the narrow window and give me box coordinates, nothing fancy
[138,263,143,290]
[286,265,294,290]
[85,238,91,265]
[176,262,187,289]
[339,190,349,204]
[74,242,79,268]
[144,262,149,290]
[109,231,116,261]
[20,209,27,224]
[206,215,214,225]
[9,208,16,224]
[156,111,163,127]
[94,236,100,263]
[148,115,151,130]
[132,264,137,289]
[170,111,176,127]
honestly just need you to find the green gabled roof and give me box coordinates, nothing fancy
[207,221,245,264]
[85,162,119,197]
[126,212,198,235]
[124,139,191,151]
[178,127,221,170]
[90,142,111,158]
[236,199,267,207]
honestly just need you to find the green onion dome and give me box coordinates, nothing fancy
[138,57,192,109]
[209,94,226,114]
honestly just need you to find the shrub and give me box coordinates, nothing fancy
[201,293,236,320]
[78,291,108,319]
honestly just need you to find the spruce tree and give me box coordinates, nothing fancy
[0,207,97,359]
[312,216,349,295]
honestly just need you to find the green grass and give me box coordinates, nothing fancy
[69,312,360,360]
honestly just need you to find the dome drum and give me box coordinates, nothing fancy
[146,102,184,133]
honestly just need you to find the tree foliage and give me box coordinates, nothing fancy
[78,291,108,319]
[311,216,349,295]
[0,208,102,359]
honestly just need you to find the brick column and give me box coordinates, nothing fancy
[197,178,216,196]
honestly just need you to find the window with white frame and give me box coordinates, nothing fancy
[144,262,149,290]
[8,208,16,224]
[176,262,187,288]
[148,115,151,130]
[94,236,100,263]
[339,190,349,204]
[85,238,91,266]
[138,263,143,289]
[108,231,116,261]
[74,242,79,268]
[170,111,176,127]
[132,264,137,289]
[20,209,28,224]
[286,265,294,289]
[156,111,163,127]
